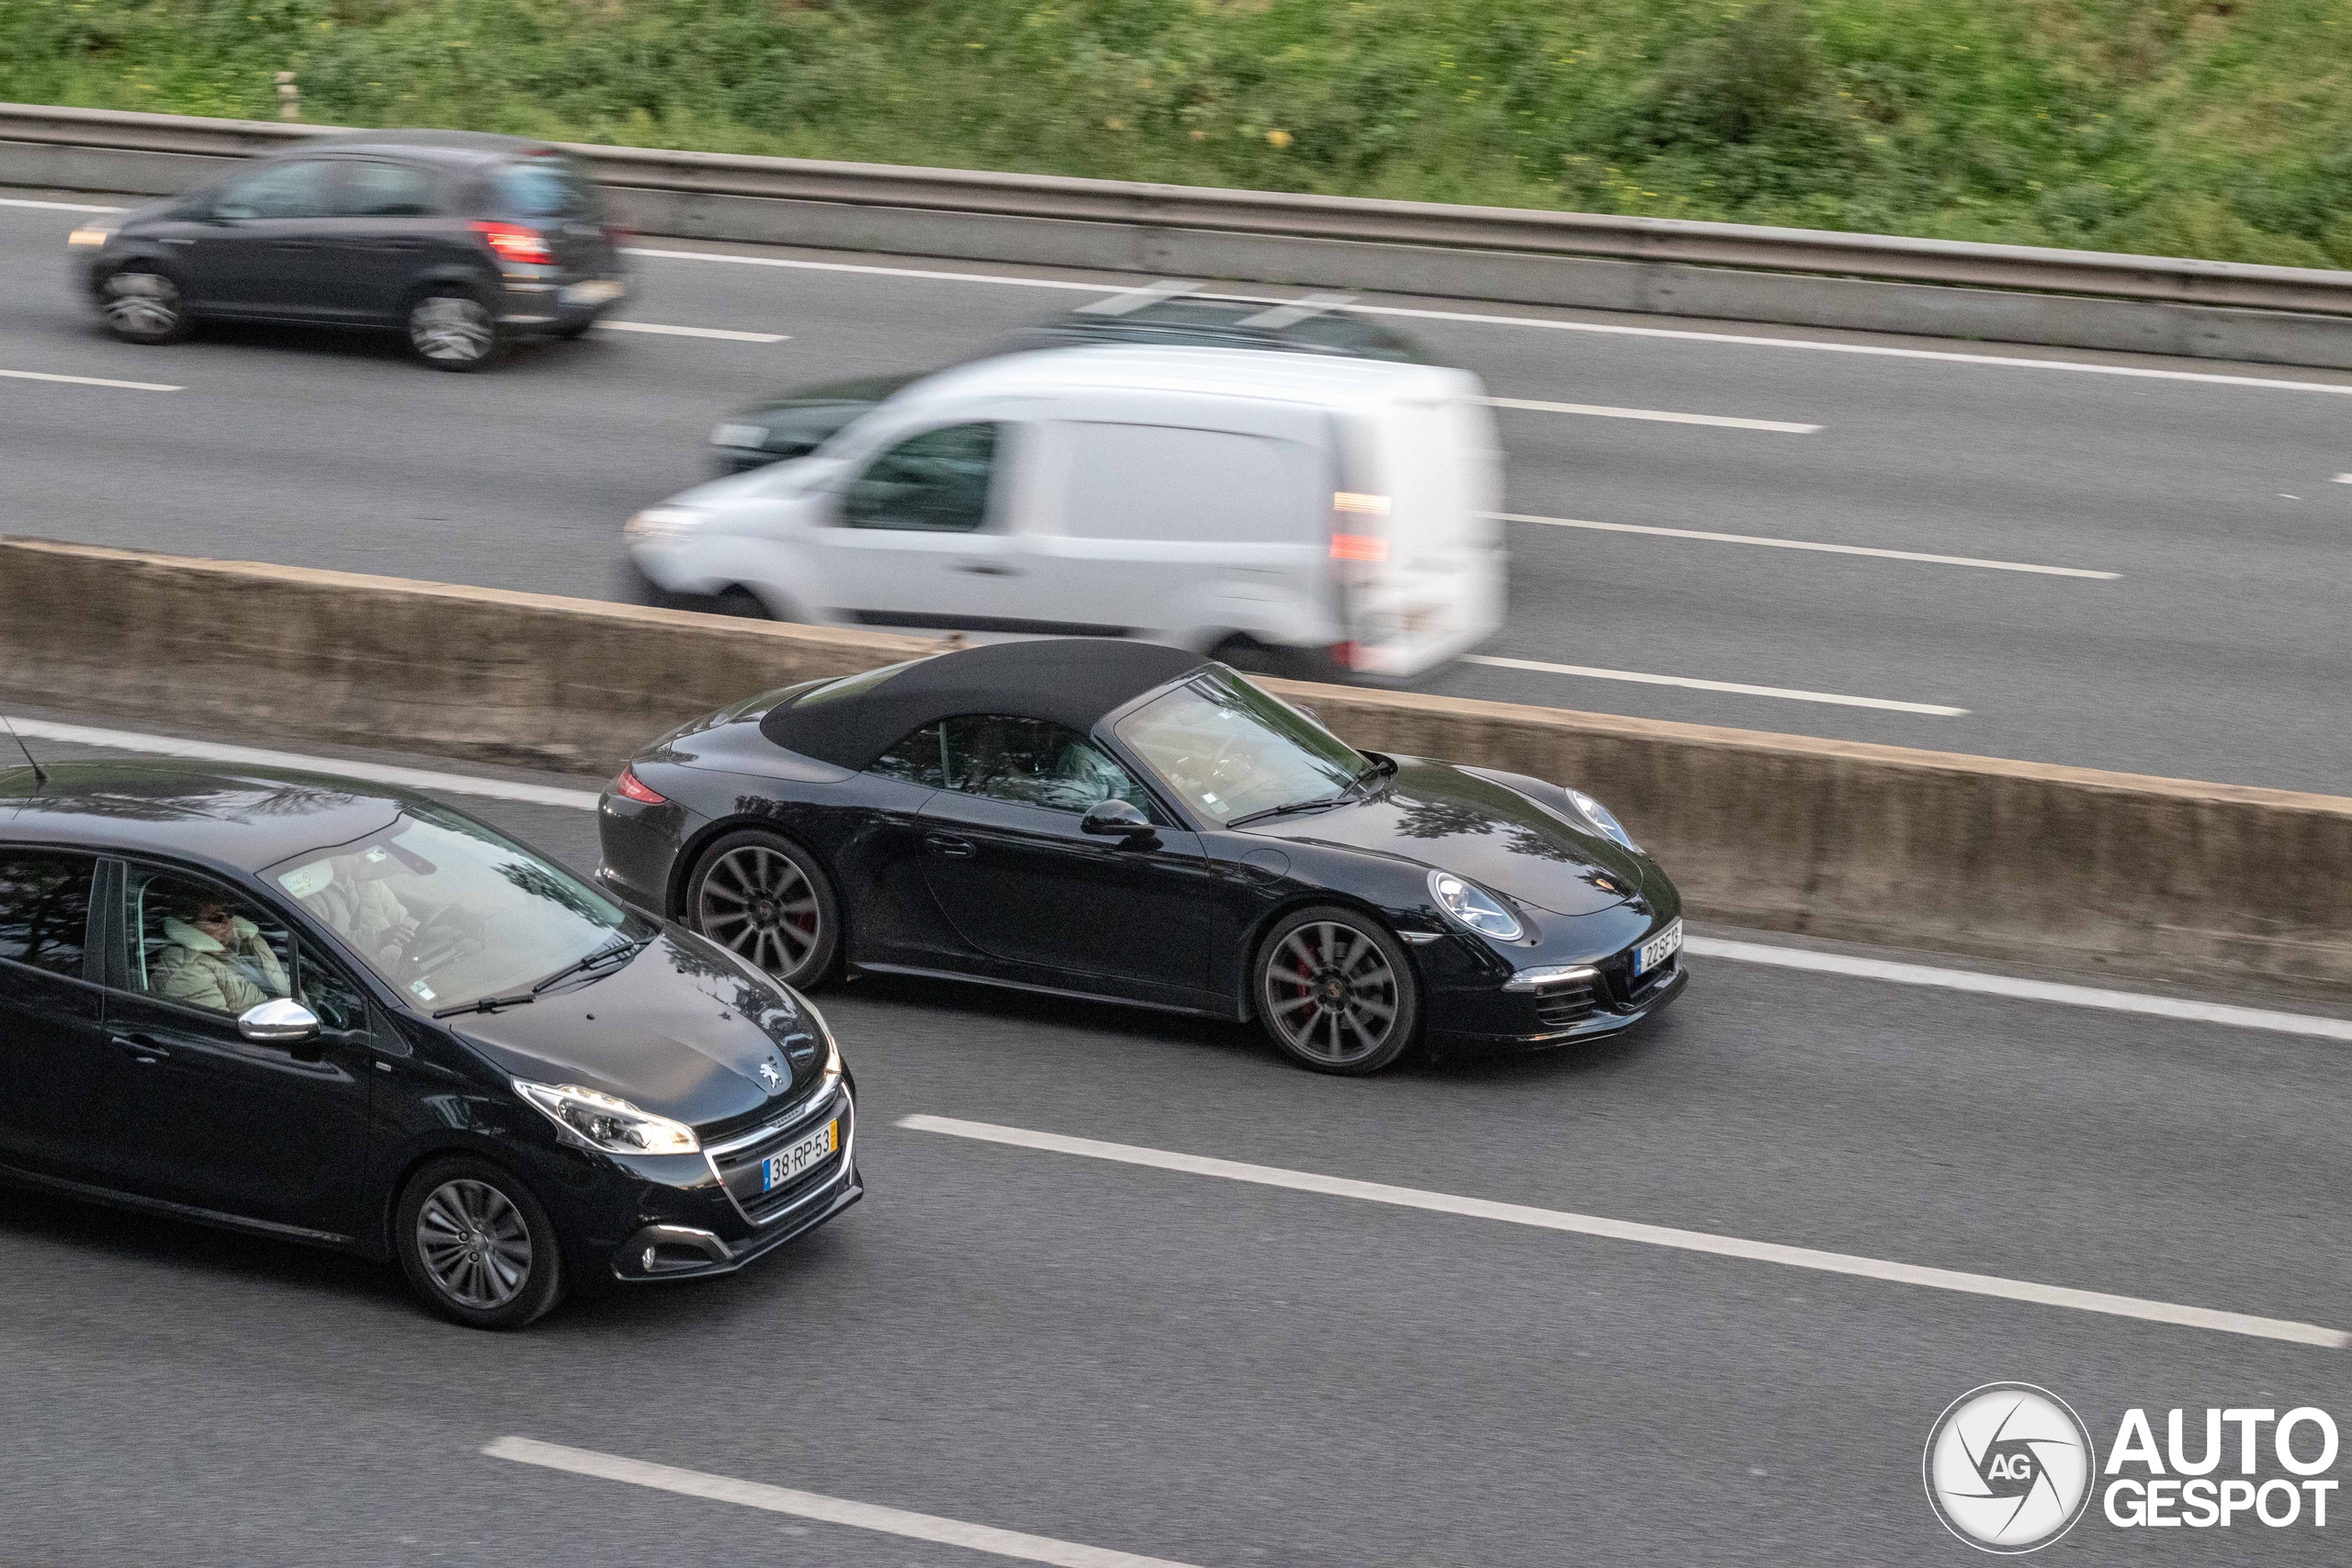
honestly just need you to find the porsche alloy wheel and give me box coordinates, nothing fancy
[689,830,841,987]
[1257,907,1419,1074]
[99,268,188,344]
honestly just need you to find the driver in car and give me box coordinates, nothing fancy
[309,848,423,965]
[155,895,291,1013]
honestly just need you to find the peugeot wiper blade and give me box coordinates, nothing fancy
[530,937,643,996]
[1227,792,1350,829]
[434,991,537,1019]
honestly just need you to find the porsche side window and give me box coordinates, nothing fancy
[870,723,947,788]
[842,423,999,533]
[938,716,1157,818]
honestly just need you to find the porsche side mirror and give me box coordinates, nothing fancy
[1081,799,1157,839]
[238,998,322,1045]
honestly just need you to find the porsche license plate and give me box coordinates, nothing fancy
[1634,919,1682,976]
[762,1120,838,1190]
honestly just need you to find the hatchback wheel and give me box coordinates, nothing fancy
[1255,905,1420,1074]
[407,290,501,370]
[98,267,189,344]
[687,829,842,988]
[395,1156,564,1329]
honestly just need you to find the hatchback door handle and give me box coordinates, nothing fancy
[923,833,976,858]
[951,562,1019,576]
[109,1033,170,1063]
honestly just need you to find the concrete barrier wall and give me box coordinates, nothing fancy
[13,130,2352,372]
[6,536,2350,996]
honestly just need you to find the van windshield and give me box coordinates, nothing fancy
[1114,668,1366,826]
[267,803,640,1011]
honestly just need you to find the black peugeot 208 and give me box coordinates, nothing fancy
[0,760,858,1328]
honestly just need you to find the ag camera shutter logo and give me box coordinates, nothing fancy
[1923,1382,2095,1553]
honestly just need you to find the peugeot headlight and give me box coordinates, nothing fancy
[1566,787,1642,853]
[622,505,705,544]
[514,1079,700,1155]
[795,994,846,1089]
[1428,870,1524,941]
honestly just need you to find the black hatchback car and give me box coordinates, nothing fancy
[0,761,857,1328]
[67,130,628,370]
[601,640,1686,1074]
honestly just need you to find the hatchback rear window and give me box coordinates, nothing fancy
[492,156,594,220]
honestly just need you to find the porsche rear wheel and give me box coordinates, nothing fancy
[687,829,842,988]
[1255,905,1419,1074]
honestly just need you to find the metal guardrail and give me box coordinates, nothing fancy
[8,99,2352,318]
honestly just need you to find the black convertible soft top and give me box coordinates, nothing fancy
[758,639,1206,770]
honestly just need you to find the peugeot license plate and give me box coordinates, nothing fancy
[762,1119,838,1191]
[1634,919,1683,976]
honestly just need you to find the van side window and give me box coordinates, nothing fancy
[0,852,96,979]
[870,723,946,788]
[938,716,1158,818]
[842,423,999,533]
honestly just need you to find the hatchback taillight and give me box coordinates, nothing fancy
[471,220,554,265]
[613,766,668,806]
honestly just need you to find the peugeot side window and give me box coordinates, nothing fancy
[120,865,297,1018]
[0,851,96,980]
[210,159,340,221]
[938,716,1158,818]
[842,423,1000,533]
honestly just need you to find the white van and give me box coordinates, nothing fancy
[624,344,1504,678]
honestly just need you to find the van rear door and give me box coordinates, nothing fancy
[1342,388,1504,676]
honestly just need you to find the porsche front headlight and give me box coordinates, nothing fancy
[1428,870,1524,941]
[1566,787,1642,853]
[514,1079,700,1155]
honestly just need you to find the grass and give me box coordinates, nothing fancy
[6,0,2352,266]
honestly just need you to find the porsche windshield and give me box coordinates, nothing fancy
[266,804,638,1011]
[1114,668,1365,826]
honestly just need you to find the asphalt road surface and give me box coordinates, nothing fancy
[3,715,2347,1565]
[5,189,2352,795]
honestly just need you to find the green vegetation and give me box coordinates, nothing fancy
[7,0,2352,265]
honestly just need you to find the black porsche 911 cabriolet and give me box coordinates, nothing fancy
[597,640,1685,1074]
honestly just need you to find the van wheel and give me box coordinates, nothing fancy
[407,289,503,371]
[395,1156,564,1329]
[98,266,190,344]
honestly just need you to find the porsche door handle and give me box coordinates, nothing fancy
[108,1033,171,1064]
[923,834,976,858]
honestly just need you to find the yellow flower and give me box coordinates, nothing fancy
[1104,117,1125,131]
[1266,129,1293,148]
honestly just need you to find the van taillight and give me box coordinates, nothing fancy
[471,220,555,265]
[1329,533,1388,562]
[613,766,668,806]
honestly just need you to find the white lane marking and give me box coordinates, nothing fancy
[1500,512,2120,579]
[0,197,128,213]
[597,320,789,343]
[901,1114,2347,1349]
[2333,473,2352,484]
[1687,935,2352,1043]
[3,717,601,810]
[626,245,1114,292]
[484,1437,1203,1568]
[0,367,180,392]
[624,245,2352,397]
[1457,653,1968,715]
[1486,397,1819,433]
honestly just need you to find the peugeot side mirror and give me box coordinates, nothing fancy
[238,998,322,1045]
[1080,799,1157,839]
